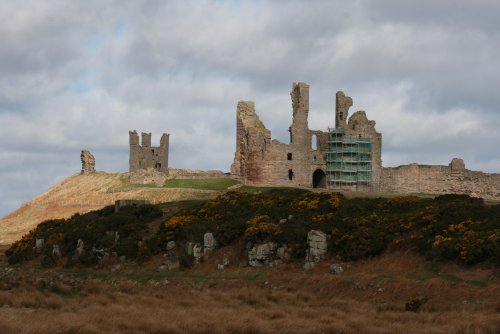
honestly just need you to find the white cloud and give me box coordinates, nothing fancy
[1,0,500,216]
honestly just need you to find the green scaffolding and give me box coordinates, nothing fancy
[327,128,373,189]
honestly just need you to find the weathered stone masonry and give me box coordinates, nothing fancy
[231,82,381,189]
[231,83,330,187]
[129,130,169,174]
[231,82,500,199]
[381,158,500,200]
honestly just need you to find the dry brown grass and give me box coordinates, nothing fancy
[0,251,499,334]
[0,172,219,245]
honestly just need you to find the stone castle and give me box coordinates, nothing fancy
[78,82,499,200]
[129,130,170,173]
[231,82,500,200]
[128,130,170,185]
[231,82,382,190]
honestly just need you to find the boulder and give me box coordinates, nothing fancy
[166,241,176,251]
[330,263,344,274]
[248,242,278,267]
[305,230,327,263]
[193,243,203,263]
[277,245,291,261]
[52,244,61,258]
[35,238,44,253]
[76,239,84,256]
[204,232,217,249]
[203,232,217,257]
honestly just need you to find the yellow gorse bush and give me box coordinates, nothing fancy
[245,215,280,237]
[164,215,195,228]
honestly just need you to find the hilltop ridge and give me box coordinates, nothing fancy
[0,172,222,245]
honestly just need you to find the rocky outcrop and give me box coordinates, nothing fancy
[203,232,217,257]
[330,263,344,274]
[76,239,84,257]
[193,243,203,264]
[80,150,95,174]
[248,242,278,267]
[304,230,328,269]
[35,238,44,253]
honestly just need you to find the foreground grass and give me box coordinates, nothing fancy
[1,251,499,334]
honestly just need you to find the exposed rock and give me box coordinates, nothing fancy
[166,241,176,251]
[80,150,95,174]
[305,230,327,263]
[203,232,217,257]
[193,243,203,264]
[76,239,84,256]
[217,264,225,270]
[330,263,344,274]
[276,245,291,261]
[304,230,328,269]
[222,253,230,266]
[52,244,61,258]
[35,238,44,253]
[248,242,278,267]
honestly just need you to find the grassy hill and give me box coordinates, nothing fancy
[0,173,228,245]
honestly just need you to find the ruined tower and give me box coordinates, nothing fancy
[335,91,352,129]
[329,91,382,190]
[129,130,169,174]
[231,83,382,190]
[231,82,329,188]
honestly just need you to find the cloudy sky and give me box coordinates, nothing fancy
[1,0,499,217]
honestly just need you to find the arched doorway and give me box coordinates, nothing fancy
[312,169,326,188]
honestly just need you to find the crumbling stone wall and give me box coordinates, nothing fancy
[80,150,95,174]
[335,93,383,190]
[231,82,329,187]
[230,82,499,198]
[380,158,500,200]
[129,130,169,174]
[231,83,381,189]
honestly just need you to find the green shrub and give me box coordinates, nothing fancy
[405,295,429,312]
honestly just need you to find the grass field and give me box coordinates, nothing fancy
[0,248,498,334]
[163,178,240,191]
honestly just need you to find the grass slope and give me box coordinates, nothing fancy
[0,173,223,245]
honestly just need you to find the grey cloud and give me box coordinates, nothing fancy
[1,0,500,217]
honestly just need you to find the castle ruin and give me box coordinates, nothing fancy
[231,82,382,190]
[129,130,169,173]
[129,130,170,185]
[231,82,500,199]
